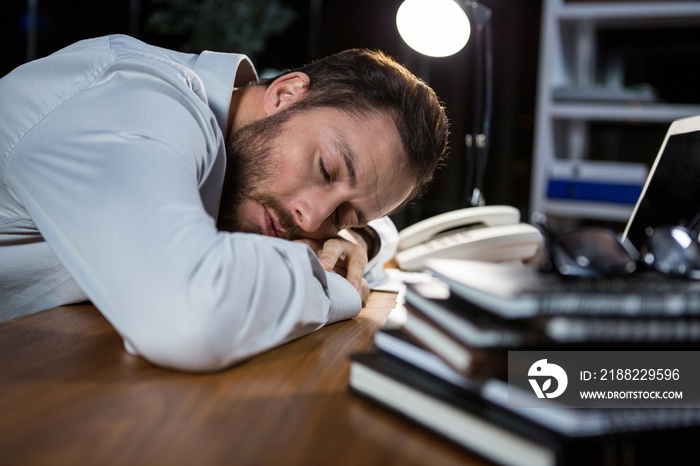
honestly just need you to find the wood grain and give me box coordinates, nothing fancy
[0,293,487,466]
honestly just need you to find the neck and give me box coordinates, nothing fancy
[227,85,265,140]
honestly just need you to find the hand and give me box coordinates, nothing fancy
[294,234,370,302]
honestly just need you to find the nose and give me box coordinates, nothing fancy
[293,198,338,235]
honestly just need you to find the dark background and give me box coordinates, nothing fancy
[1,0,543,229]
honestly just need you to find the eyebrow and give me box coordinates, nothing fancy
[332,135,369,226]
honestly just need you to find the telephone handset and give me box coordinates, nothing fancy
[395,205,542,272]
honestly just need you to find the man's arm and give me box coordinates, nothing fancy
[3,43,360,372]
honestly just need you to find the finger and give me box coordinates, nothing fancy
[359,278,370,303]
[317,238,345,271]
[343,245,367,291]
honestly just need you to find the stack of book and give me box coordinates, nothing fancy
[349,260,700,466]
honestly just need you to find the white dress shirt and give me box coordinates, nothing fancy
[0,35,399,371]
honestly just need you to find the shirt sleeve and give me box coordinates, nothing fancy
[3,51,361,372]
[363,217,400,287]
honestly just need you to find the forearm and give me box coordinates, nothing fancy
[118,235,361,372]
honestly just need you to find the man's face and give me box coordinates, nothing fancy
[220,106,413,240]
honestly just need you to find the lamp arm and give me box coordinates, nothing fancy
[463,1,493,207]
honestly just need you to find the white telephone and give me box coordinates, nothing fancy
[394,205,542,271]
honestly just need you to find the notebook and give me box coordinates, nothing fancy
[427,115,700,320]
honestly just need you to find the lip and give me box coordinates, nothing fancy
[264,207,284,238]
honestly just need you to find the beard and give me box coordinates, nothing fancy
[217,111,299,239]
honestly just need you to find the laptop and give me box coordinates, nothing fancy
[427,115,700,320]
[623,115,700,250]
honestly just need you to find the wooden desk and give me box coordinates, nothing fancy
[0,292,488,466]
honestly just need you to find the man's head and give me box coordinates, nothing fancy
[218,49,449,239]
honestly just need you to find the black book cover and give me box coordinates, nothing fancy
[427,259,700,318]
[405,280,700,349]
[350,350,700,466]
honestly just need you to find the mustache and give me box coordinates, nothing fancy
[262,195,300,240]
[279,211,301,240]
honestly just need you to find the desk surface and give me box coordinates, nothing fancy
[0,292,488,466]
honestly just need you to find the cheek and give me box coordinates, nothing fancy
[268,158,309,195]
[248,151,288,195]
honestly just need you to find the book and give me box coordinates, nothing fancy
[349,350,700,466]
[546,160,648,205]
[374,327,482,387]
[405,280,700,348]
[400,280,700,379]
[403,280,536,349]
[399,278,541,378]
[546,179,642,205]
[354,262,700,466]
[403,307,509,378]
[426,258,700,318]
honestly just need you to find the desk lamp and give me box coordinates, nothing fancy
[396,0,493,207]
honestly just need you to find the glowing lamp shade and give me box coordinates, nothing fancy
[396,0,471,58]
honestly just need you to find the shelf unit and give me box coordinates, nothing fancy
[530,0,700,222]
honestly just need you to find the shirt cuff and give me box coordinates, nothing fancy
[324,271,362,324]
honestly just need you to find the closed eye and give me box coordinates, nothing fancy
[319,157,332,183]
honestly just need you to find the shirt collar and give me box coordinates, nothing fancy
[194,51,258,135]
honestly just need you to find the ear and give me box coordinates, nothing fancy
[263,72,310,116]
